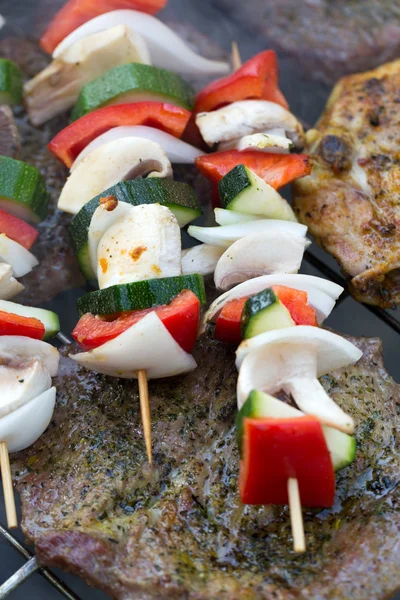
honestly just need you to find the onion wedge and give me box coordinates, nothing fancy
[0,234,38,278]
[181,244,224,276]
[0,263,24,300]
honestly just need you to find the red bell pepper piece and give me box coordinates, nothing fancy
[213,286,317,344]
[48,102,191,168]
[40,0,167,54]
[0,310,45,340]
[0,209,39,250]
[72,290,200,353]
[196,151,311,197]
[239,416,335,507]
[194,50,288,114]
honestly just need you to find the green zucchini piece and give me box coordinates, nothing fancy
[77,274,206,316]
[236,390,356,471]
[0,59,23,105]
[241,288,295,339]
[0,299,60,339]
[0,156,49,223]
[218,164,297,221]
[71,63,195,121]
[69,179,202,280]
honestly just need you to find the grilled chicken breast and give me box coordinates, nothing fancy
[293,60,400,307]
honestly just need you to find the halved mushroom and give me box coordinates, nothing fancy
[202,273,343,329]
[97,204,181,289]
[0,234,38,277]
[0,359,51,418]
[24,25,150,125]
[0,387,56,453]
[181,244,225,276]
[72,125,202,170]
[58,138,172,215]
[214,231,310,290]
[236,326,363,433]
[0,105,20,158]
[0,336,60,377]
[196,100,305,148]
[0,263,24,300]
[71,311,197,379]
[219,130,295,154]
[188,219,307,248]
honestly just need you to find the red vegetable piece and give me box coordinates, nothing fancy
[0,310,45,340]
[239,416,335,507]
[40,0,167,54]
[196,151,311,197]
[194,50,288,114]
[72,290,200,353]
[48,102,191,168]
[272,285,318,326]
[214,297,247,344]
[0,209,39,250]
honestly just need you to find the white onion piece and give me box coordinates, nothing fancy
[53,10,230,75]
[214,232,309,290]
[0,234,38,277]
[202,273,342,329]
[214,209,261,226]
[188,220,307,248]
[0,336,60,377]
[219,131,294,153]
[72,126,202,171]
[71,311,197,379]
[0,263,24,300]
[181,244,224,276]
[0,387,56,453]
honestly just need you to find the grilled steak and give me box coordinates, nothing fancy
[214,0,400,84]
[293,60,400,308]
[12,334,400,600]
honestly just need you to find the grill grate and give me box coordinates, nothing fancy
[0,250,399,599]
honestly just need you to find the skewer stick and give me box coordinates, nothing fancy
[231,41,242,71]
[137,370,152,464]
[288,478,305,553]
[0,442,17,529]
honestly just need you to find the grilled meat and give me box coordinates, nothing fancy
[12,335,400,600]
[214,0,400,84]
[0,105,20,158]
[293,60,400,307]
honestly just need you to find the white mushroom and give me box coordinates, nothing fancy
[0,235,38,278]
[97,204,181,289]
[58,138,172,215]
[0,359,52,418]
[0,336,60,377]
[236,326,362,433]
[0,387,56,453]
[214,231,310,290]
[196,100,305,148]
[71,311,197,379]
[0,263,24,300]
[181,244,225,276]
[202,273,343,328]
[188,219,307,248]
[71,126,202,170]
[53,10,230,76]
[24,25,150,125]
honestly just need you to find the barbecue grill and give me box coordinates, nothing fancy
[0,0,399,598]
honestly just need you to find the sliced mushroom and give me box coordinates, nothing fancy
[214,231,310,290]
[0,263,24,300]
[0,359,51,418]
[236,326,363,433]
[196,100,305,148]
[0,336,60,377]
[24,25,150,125]
[0,105,20,158]
[58,138,172,215]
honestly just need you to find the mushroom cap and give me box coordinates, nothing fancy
[236,325,362,372]
[0,336,59,376]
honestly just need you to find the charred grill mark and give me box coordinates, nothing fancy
[318,134,353,173]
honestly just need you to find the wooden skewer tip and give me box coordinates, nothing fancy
[0,442,17,529]
[288,478,305,554]
[231,41,242,71]
[137,370,152,465]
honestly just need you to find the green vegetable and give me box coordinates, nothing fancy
[237,390,356,470]
[218,164,297,221]
[69,179,202,280]
[241,288,294,339]
[71,63,195,120]
[0,299,60,339]
[77,274,206,316]
[0,59,23,105]
[0,156,49,223]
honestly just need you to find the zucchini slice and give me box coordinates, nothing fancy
[0,157,49,223]
[69,179,202,280]
[0,59,23,105]
[241,288,295,339]
[0,299,60,339]
[77,274,206,316]
[71,63,195,120]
